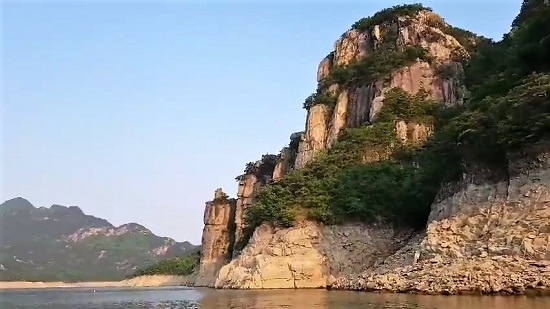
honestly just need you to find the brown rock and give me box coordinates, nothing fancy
[215,222,328,289]
[294,104,330,168]
[334,29,371,66]
[214,222,414,289]
[326,89,349,147]
[272,147,292,181]
[295,11,467,165]
[317,53,334,82]
[195,189,237,287]
[233,174,261,254]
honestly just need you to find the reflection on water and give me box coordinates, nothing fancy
[0,286,549,309]
[199,289,550,309]
[0,287,201,309]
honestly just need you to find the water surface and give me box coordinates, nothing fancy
[1,287,548,308]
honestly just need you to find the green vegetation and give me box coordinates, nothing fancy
[323,46,432,88]
[434,62,465,82]
[304,46,432,110]
[237,1,550,250]
[128,250,200,278]
[376,88,438,123]
[242,88,438,242]
[303,91,338,109]
[349,2,480,53]
[435,63,457,80]
[434,73,550,170]
[286,132,302,170]
[351,4,430,32]
[212,191,231,204]
[441,26,480,52]
[235,154,278,182]
[0,198,198,282]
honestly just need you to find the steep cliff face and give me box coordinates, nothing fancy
[423,148,550,262]
[294,10,466,168]
[215,222,413,289]
[214,148,550,293]
[194,189,236,287]
[333,148,550,294]
[232,155,278,255]
[233,174,260,255]
[195,2,550,294]
[196,6,472,289]
[195,156,278,286]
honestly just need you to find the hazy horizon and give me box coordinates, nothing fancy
[1,1,521,244]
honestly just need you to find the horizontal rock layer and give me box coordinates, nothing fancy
[331,150,550,294]
[214,222,414,289]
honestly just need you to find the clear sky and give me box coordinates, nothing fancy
[1,1,521,244]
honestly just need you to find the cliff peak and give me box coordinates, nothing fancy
[293,4,476,169]
[0,197,35,212]
[213,188,226,199]
[50,204,85,216]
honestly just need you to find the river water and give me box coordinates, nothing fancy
[0,287,548,309]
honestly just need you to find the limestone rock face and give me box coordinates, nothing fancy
[214,222,414,289]
[272,147,291,181]
[206,151,550,293]
[326,89,349,147]
[233,174,260,255]
[334,29,372,66]
[215,222,327,289]
[331,150,550,294]
[272,132,302,181]
[317,53,334,82]
[294,104,330,169]
[423,150,550,262]
[194,189,236,287]
[295,10,467,167]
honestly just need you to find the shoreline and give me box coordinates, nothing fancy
[0,275,193,290]
[0,281,123,290]
[328,287,550,297]
[2,281,548,296]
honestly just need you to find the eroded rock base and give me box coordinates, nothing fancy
[332,257,550,295]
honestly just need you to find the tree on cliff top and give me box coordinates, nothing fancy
[351,3,430,31]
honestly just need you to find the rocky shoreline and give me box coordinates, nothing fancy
[331,257,550,296]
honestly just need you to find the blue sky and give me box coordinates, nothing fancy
[1,1,521,243]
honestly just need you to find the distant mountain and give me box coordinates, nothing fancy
[0,197,197,282]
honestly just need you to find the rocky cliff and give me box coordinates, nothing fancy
[293,9,466,169]
[332,146,550,294]
[194,2,550,294]
[194,189,236,287]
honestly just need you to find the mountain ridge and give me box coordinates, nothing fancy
[1,197,188,241]
[0,197,196,282]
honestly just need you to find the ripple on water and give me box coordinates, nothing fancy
[1,287,550,309]
[0,300,200,309]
